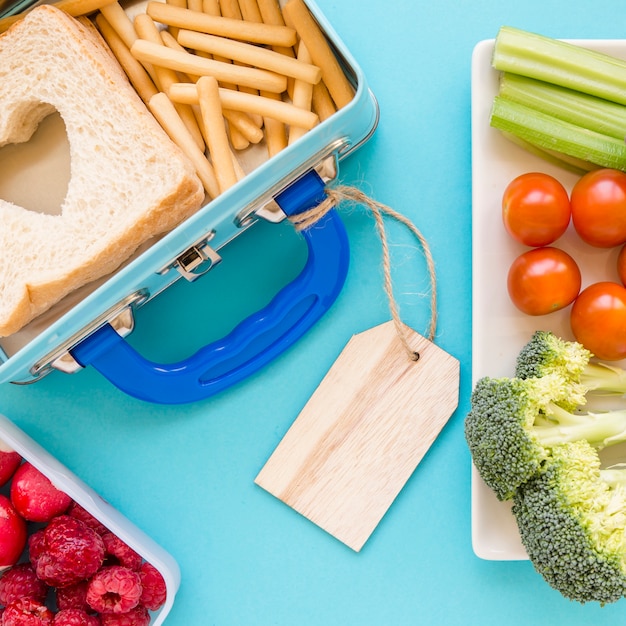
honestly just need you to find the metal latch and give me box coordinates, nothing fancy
[50,305,137,375]
[235,142,345,229]
[27,290,149,380]
[159,231,222,282]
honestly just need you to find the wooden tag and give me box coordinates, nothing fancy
[255,321,460,551]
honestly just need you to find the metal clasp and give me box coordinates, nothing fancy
[234,140,345,229]
[159,231,222,282]
[27,289,149,380]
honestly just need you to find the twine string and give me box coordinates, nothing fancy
[288,185,437,361]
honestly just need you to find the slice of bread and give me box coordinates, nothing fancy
[0,5,205,337]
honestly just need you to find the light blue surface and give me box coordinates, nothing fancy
[3,1,626,624]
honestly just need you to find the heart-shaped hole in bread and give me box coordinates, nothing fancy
[0,110,70,216]
[0,5,204,337]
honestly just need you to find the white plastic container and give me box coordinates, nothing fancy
[0,413,180,625]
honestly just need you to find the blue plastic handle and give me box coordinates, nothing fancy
[70,170,349,404]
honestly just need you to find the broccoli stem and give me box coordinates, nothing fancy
[581,363,626,394]
[600,468,626,488]
[537,405,626,448]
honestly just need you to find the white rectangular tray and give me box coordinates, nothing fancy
[470,37,626,560]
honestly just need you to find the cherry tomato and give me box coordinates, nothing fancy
[618,244,626,287]
[570,281,626,360]
[570,168,626,248]
[507,247,581,315]
[502,172,571,246]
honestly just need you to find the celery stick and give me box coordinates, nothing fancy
[499,73,626,140]
[490,96,626,170]
[499,131,595,175]
[493,26,626,106]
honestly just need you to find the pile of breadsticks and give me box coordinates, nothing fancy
[0,0,355,199]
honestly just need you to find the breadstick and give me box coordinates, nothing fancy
[47,0,115,16]
[214,0,264,127]
[146,2,296,47]
[254,0,293,141]
[158,30,202,84]
[130,39,287,93]
[187,0,202,12]
[133,14,177,90]
[165,0,186,37]
[238,0,262,23]
[256,0,284,25]
[159,28,187,52]
[231,153,246,181]
[195,0,242,93]
[134,15,190,91]
[288,40,313,145]
[0,0,115,32]
[148,92,220,199]
[228,125,250,151]
[168,82,319,129]
[100,6,159,85]
[132,15,206,152]
[260,91,287,157]
[95,14,158,103]
[256,0,294,58]
[197,76,238,194]
[177,30,321,84]
[202,0,219,13]
[256,0,295,100]
[99,1,137,48]
[282,0,354,109]
[219,0,242,19]
[222,109,264,144]
[190,104,234,153]
[312,79,337,122]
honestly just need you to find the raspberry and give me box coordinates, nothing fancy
[138,562,166,611]
[53,609,100,626]
[34,516,105,587]
[86,566,141,614]
[28,530,45,570]
[66,503,108,537]
[2,597,54,626]
[101,534,141,571]
[55,581,89,612]
[0,563,48,605]
[99,606,149,626]
[10,463,72,523]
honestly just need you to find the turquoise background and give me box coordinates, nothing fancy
[3,0,626,624]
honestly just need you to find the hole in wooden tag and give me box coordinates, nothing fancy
[0,110,70,216]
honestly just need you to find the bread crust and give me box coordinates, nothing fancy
[0,5,205,336]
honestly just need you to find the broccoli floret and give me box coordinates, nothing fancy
[512,440,626,604]
[465,374,626,501]
[516,331,626,408]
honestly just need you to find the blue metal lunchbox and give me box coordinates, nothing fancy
[0,0,379,404]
